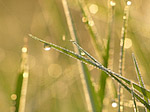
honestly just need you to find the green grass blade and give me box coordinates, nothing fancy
[15,72,23,112]
[71,41,100,64]
[62,0,100,111]
[118,2,131,111]
[98,1,116,111]
[132,53,150,112]
[131,83,139,112]
[29,35,150,110]
[78,0,104,58]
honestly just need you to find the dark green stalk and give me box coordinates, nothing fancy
[29,34,150,110]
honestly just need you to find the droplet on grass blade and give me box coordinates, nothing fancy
[11,94,17,100]
[127,1,132,6]
[110,1,116,7]
[44,43,51,51]
[112,101,118,108]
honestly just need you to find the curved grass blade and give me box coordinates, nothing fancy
[29,34,150,110]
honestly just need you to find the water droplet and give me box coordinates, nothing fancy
[81,52,85,56]
[112,101,117,108]
[82,17,88,23]
[22,47,27,53]
[88,20,94,26]
[127,1,131,6]
[44,43,51,51]
[11,94,17,100]
[110,1,116,6]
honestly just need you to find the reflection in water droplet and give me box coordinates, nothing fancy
[44,43,51,51]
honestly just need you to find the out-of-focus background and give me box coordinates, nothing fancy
[0,0,150,112]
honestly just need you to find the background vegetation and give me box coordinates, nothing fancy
[0,0,150,112]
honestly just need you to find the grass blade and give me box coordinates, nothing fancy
[131,83,139,112]
[62,0,100,111]
[118,2,131,111]
[15,72,23,112]
[132,53,150,112]
[78,0,104,58]
[98,1,115,111]
[29,34,150,110]
[17,39,29,112]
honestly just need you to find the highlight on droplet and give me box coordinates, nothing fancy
[22,47,27,53]
[110,1,116,6]
[88,20,94,26]
[44,43,51,51]
[127,1,132,6]
[81,51,85,56]
[112,101,118,108]
[89,4,99,14]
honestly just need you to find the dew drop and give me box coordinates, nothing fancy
[127,1,132,6]
[88,20,94,26]
[110,1,116,7]
[112,101,118,108]
[44,43,51,51]
[81,52,85,56]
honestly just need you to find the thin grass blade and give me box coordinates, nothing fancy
[132,53,150,112]
[62,0,100,111]
[29,34,150,110]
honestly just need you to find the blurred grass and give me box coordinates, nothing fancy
[0,0,150,112]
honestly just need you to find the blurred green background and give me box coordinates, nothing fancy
[0,0,150,112]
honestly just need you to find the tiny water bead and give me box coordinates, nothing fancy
[22,47,27,53]
[44,43,51,51]
[127,1,132,6]
[88,20,94,26]
[11,94,17,100]
[110,1,116,7]
[81,51,85,56]
[82,17,88,23]
[112,101,118,108]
